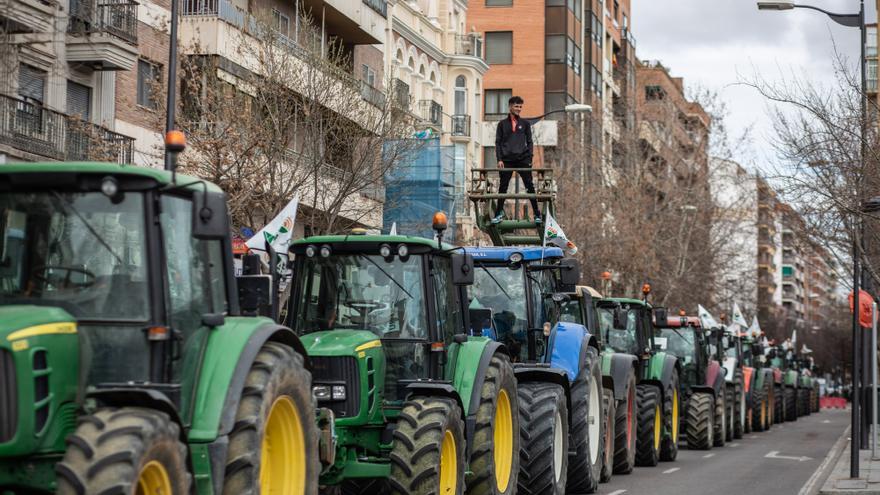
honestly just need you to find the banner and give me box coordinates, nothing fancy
[543,212,578,256]
[849,289,875,328]
[246,195,300,253]
[698,304,720,329]
[731,302,749,328]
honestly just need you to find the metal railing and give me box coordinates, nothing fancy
[451,114,470,137]
[392,79,410,109]
[68,0,138,44]
[418,100,442,126]
[454,34,483,58]
[362,0,387,18]
[0,94,133,163]
[360,81,386,108]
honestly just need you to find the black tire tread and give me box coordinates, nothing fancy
[517,382,568,495]
[566,348,603,494]
[600,388,615,483]
[685,392,713,450]
[612,372,637,475]
[635,385,661,467]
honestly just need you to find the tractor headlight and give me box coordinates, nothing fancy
[379,243,392,258]
[305,245,317,258]
[397,244,409,257]
[313,385,331,400]
[510,252,524,263]
[320,245,332,258]
[332,385,346,400]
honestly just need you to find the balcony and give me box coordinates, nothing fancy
[362,0,386,17]
[0,94,134,163]
[0,0,56,33]
[66,0,138,70]
[359,81,386,108]
[418,100,442,128]
[454,34,483,58]
[392,79,410,109]
[451,115,470,137]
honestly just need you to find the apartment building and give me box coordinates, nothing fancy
[756,178,782,332]
[869,23,878,115]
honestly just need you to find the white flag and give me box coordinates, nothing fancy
[389,222,398,236]
[698,304,720,329]
[543,212,577,256]
[748,317,762,339]
[791,330,797,347]
[731,302,749,328]
[246,195,300,253]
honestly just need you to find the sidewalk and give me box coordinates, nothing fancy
[820,437,880,494]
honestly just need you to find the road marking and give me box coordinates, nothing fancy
[798,425,850,495]
[750,435,760,439]
[663,467,680,474]
[765,450,813,462]
[608,490,627,495]
[823,420,831,423]
[703,453,715,458]
[729,443,740,447]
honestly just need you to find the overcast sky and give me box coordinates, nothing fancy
[633,0,877,169]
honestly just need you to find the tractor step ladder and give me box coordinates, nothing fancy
[467,167,557,246]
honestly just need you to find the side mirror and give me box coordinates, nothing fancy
[469,308,493,337]
[559,258,580,287]
[613,307,628,330]
[237,274,274,317]
[653,307,669,328]
[551,293,571,304]
[451,253,474,286]
[193,190,230,239]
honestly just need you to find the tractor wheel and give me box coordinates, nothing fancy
[567,348,604,494]
[734,373,744,440]
[803,389,812,416]
[774,385,784,424]
[56,408,190,495]
[635,385,662,467]
[389,397,465,495]
[724,386,734,443]
[764,382,774,428]
[660,371,680,462]
[751,390,765,432]
[612,371,637,475]
[517,382,568,495]
[469,354,519,495]
[685,392,714,450]
[600,388,615,483]
[713,390,726,447]
[222,342,319,495]
[785,387,797,422]
[744,391,752,435]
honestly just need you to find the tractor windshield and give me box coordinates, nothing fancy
[0,191,149,320]
[293,254,429,339]
[470,264,528,344]
[597,305,639,355]
[657,327,696,365]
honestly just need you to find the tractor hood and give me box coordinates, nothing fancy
[301,330,381,356]
[0,305,76,339]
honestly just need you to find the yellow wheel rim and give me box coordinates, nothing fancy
[671,389,679,442]
[494,389,513,492]
[440,430,458,494]
[260,396,306,495]
[136,460,172,495]
[654,404,662,451]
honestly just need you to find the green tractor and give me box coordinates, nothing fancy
[741,337,774,432]
[766,346,787,424]
[0,162,320,494]
[286,224,519,495]
[595,294,681,471]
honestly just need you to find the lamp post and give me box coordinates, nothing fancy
[527,103,594,123]
[163,0,181,171]
[758,0,867,479]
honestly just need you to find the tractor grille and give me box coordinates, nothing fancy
[0,349,17,443]
[311,356,361,418]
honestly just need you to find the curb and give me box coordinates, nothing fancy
[802,424,851,495]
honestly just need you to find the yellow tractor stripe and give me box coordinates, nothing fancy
[7,322,77,341]
[355,340,382,352]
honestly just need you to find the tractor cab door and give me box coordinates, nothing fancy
[428,254,466,378]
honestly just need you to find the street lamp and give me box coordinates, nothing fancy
[758,0,867,479]
[528,103,593,122]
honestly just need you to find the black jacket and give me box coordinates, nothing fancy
[495,115,533,164]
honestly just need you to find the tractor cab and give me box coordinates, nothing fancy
[652,313,707,391]
[595,298,654,359]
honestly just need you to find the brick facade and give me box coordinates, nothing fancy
[115,19,170,131]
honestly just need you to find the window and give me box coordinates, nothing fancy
[273,9,290,37]
[483,146,496,166]
[486,0,512,5]
[484,89,512,118]
[362,64,376,87]
[645,85,665,100]
[454,75,467,115]
[432,256,463,343]
[18,64,45,105]
[485,31,512,64]
[137,59,162,109]
[66,80,91,120]
[546,35,566,63]
[544,92,574,117]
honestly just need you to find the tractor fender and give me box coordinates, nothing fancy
[450,338,508,451]
[705,361,725,395]
[603,353,638,401]
[743,366,755,396]
[88,388,184,440]
[773,368,784,385]
[514,365,573,420]
[188,319,302,442]
[547,321,591,383]
[690,385,717,398]
[641,354,679,403]
[722,357,737,384]
[406,383,465,419]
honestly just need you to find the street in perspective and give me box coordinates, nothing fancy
[0,0,879,494]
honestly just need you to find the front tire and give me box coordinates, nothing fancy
[785,387,797,422]
[635,385,662,467]
[612,371,637,474]
[660,371,680,462]
[517,382,568,495]
[468,354,519,495]
[57,408,191,495]
[567,348,604,494]
[389,398,465,495]
[223,342,319,495]
[713,391,726,447]
[685,392,714,450]
[600,388,616,483]
[734,375,745,440]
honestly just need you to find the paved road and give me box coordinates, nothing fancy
[597,408,849,495]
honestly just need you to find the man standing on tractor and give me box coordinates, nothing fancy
[492,95,542,224]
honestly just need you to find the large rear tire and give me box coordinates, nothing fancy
[685,392,714,450]
[659,371,680,462]
[517,382,568,495]
[600,388,615,483]
[612,371,637,475]
[56,408,191,495]
[635,385,662,467]
[774,385,785,424]
[469,354,519,495]
[223,342,319,495]
[389,397,465,495]
[567,348,604,494]
[785,387,797,422]
[724,386,734,443]
[713,390,726,448]
[734,373,745,440]
[751,389,766,433]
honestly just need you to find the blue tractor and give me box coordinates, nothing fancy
[464,246,605,494]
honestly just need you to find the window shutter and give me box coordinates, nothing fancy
[66,80,92,120]
[18,64,46,104]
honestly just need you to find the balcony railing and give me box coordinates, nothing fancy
[451,115,470,137]
[360,81,386,108]
[0,94,133,163]
[455,34,483,58]
[362,0,387,18]
[392,79,410,109]
[418,100,442,126]
[68,0,138,44]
